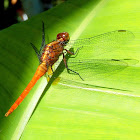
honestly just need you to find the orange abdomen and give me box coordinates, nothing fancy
[5,63,47,117]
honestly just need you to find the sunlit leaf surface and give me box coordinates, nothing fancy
[0,0,140,139]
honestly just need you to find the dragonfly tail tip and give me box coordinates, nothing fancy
[5,111,11,117]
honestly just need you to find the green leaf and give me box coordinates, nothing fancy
[0,0,140,140]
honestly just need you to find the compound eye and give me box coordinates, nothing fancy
[57,33,62,40]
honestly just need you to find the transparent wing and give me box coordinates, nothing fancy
[67,59,127,73]
[68,30,134,47]
[66,30,135,58]
[57,58,138,81]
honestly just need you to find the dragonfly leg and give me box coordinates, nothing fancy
[30,43,41,64]
[51,66,54,73]
[39,22,46,53]
[62,53,84,81]
[39,22,50,54]
[46,64,53,82]
[64,46,83,58]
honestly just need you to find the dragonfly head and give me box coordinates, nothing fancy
[57,32,70,44]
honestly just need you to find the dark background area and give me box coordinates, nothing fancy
[0,0,66,30]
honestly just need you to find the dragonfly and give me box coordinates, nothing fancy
[5,22,134,117]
